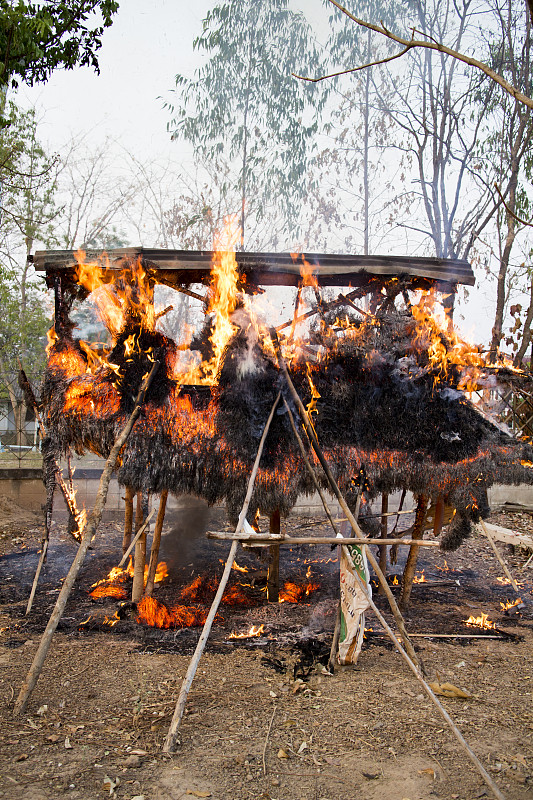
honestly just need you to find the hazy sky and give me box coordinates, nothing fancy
[15,0,502,343]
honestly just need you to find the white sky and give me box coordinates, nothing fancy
[15,0,503,345]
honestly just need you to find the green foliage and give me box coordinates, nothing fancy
[166,0,326,244]
[0,0,119,94]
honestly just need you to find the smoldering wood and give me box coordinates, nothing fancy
[14,362,159,716]
[163,392,281,754]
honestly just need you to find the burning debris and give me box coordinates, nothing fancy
[37,239,533,555]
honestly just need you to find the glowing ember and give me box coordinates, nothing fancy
[231,560,249,573]
[464,612,496,629]
[228,624,265,639]
[279,581,319,603]
[90,585,127,600]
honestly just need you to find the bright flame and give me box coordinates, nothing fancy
[500,598,522,611]
[229,624,265,639]
[279,581,319,603]
[413,570,427,583]
[464,612,495,629]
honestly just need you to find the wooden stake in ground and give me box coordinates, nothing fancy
[163,391,281,754]
[378,493,388,595]
[270,329,421,672]
[14,362,159,717]
[122,486,134,554]
[132,492,148,603]
[267,509,280,602]
[399,495,428,610]
[145,489,169,597]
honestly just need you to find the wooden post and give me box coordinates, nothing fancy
[123,486,134,554]
[145,489,168,597]
[267,509,280,602]
[14,362,159,716]
[378,493,388,594]
[400,495,428,611]
[132,492,147,603]
[163,392,281,753]
[433,495,445,537]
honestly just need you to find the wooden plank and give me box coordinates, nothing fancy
[206,531,440,546]
[476,521,533,549]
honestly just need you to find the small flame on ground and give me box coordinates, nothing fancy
[413,570,427,583]
[89,559,168,599]
[500,598,522,611]
[279,582,319,603]
[464,612,496,629]
[228,624,265,639]
[137,596,212,629]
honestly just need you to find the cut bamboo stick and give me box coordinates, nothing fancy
[267,510,280,602]
[132,492,148,603]
[163,391,281,754]
[25,540,48,616]
[13,362,159,717]
[118,509,155,569]
[378,493,388,594]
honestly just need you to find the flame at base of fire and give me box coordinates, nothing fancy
[137,596,212,629]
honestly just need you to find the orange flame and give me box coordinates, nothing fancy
[464,612,495,629]
[137,596,211,628]
[229,624,265,639]
[279,581,319,603]
[500,597,522,611]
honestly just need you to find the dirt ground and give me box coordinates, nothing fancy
[0,497,531,800]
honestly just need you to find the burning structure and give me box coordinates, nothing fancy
[32,237,533,576]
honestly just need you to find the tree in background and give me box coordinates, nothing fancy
[166,0,326,248]
[0,103,56,444]
[0,0,118,103]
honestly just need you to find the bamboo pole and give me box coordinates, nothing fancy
[145,490,169,597]
[207,532,440,546]
[13,362,159,717]
[400,495,429,610]
[479,519,521,593]
[270,329,421,672]
[163,391,281,754]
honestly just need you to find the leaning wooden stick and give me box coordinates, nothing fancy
[163,391,281,754]
[270,329,421,672]
[118,508,155,568]
[479,518,520,593]
[14,362,159,716]
[25,540,48,616]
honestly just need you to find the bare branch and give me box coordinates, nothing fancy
[296,0,533,111]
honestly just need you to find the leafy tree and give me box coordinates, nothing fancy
[166,0,326,247]
[0,0,119,99]
[0,102,57,444]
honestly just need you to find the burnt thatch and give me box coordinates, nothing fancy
[41,294,533,550]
